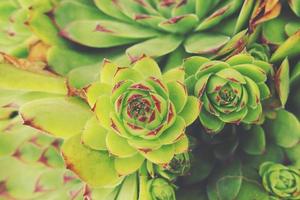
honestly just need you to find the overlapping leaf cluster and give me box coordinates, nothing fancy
[0,0,300,200]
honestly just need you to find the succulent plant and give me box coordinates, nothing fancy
[261,1,300,62]
[0,0,300,199]
[259,162,300,200]
[49,0,260,67]
[0,55,200,188]
[184,53,272,133]
[147,178,176,200]
[0,0,59,58]
[0,88,84,199]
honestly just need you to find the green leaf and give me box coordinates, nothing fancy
[132,56,161,79]
[285,144,300,168]
[159,117,186,145]
[244,77,260,108]
[115,173,138,200]
[158,14,199,34]
[235,175,269,200]
[114,154,145,176]
[67,64,100,89]
[60,20,158,48]
[54,0,110,28]
[162,67,185,83]
[291,61,300,86]
[275,58,290,107]
[81,116,108,151]
[94,95,113,129]
[106,131,137,158]
[265,109,300,148]
[216,68,246,84]
[94,0,131,22]
[62,134,122,187]
[167,81,187,113]
[113,68,143,83]
[241,125,266,155]
[139,144,175,164]
[207,159,242,200]
[174,135,189,154]
[85,82,112,107]
[234,0,255,34]
[226,54,254,65]
[199,108,225,134]
[181,147,215,185]
[179,96,201,126]
[219,107,248,123]
[20,98,92,139]
[184,33,230,54]
[242,103,262,124]
[232,64,267,83]
[271,31,300,62]
[29,12,67,47]
[126,35,183,58]
[183,56,210,77]
[47,46,103,75]
[0,63,67,94]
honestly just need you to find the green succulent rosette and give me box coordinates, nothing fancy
[0,0,58,58]
[259,162,300,200]
[0,55,200,187]
[82,56,200,166]
[150,152,191,181]
[50,0,259,65]
[184,54,272,133]
[147,178,176,200]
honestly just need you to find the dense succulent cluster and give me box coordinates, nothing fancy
[52,0,255,63]
[0,0,300,200]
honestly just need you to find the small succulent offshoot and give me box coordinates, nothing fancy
[259,162,300,200]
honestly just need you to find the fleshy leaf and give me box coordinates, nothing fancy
[81,116,108,151]
[139,144,175,164]
[241,125,266,155]
[85,82,112,107]
[94,95,113,129]
[184,33,230,54]
[20,98,92,139]
[162,67,185,83]
[0,63,67,94]
[274,58,290,107]
[265,109,300,148]
[114,154,145,176]
[106,131,137,158]
[132,56,161,79]
[62,134,122,187]
[159,117,186,145]
[126,35,183,59]
[207,159,242,200]
[179,96,202,126]
[167,81,187,113]
[199,109,225,134]
[174,135,189,154]
[271,31,300,62]
[183,56,210,76]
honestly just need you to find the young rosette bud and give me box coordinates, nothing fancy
[259,162,300,200]
[148,178,176,200]
[184,54,272,133]
[154,152,191,181]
